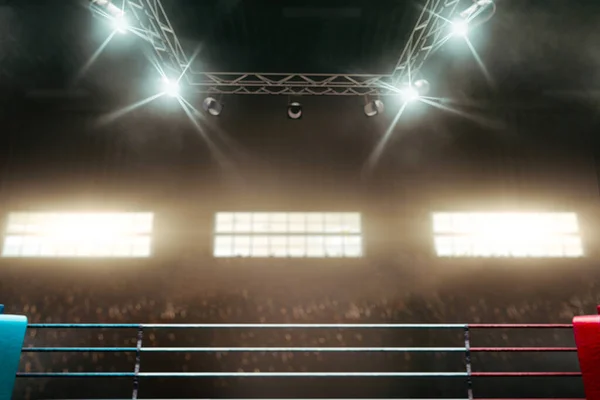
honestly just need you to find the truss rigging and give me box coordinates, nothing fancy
[126,0,464,96]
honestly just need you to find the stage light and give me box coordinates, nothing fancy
[162,78,180,98]
[113,14,128,33]
[364,100,384,117]
[287,102,303,119]
[202,97,223,116]
[452,19,469,37]
[400,86,419,102]
[460,0,493,19]
[413,79,430,96]
[91,0,123,17]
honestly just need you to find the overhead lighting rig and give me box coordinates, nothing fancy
[95,0,494,122]
[122,0,474,96]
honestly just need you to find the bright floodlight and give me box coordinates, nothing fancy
[113,14,128,34]
[432,212,584,258]
[400,86,419,102]
[2,212,154,258]
[162,78,180,97]
[364,99,384,117]
[452,19,469,37]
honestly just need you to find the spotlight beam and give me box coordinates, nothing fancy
[97,93,164,125]
[465,37,495,88]
[418,98,503,130]
[177,98,236,172]
[362,101,408,175]
[72,31,116,85]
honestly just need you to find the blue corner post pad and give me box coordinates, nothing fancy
[0,305,28,400]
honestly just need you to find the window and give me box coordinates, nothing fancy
[2,212,154,258]
[432,212,583,258]
[214,212,362,258]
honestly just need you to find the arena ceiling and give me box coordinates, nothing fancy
[160,0,420,74]
[0,0,600,205]
[1,0,598,104]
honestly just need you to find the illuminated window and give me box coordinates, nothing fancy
[432,212,583,258]
[2,212,154,258]
[214,212,362,258]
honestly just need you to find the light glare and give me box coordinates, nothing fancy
[432,212,583,258]
[2,212,154,258]
[452,20,469,37]
[113,14,128,34]
[401,87,419,102]
[162,78,180,97]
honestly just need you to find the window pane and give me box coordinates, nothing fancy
[432,213,452,234]
[306,213,324,233]
[324,213,343,233]
[269,236,288,257]
[344,235,362,257]
[133,213,154,234]
[433,212,584,258]
[20,237,40,257]
[3,212,154,258]
[214,235,233,257]
[564,236,583,257]
[434,236,453,257]
[213,212,362,258]
[269,213,287,233]
[342,213,361,233]
[325,236,343,257]
[288,213,306,233]
[132,237,152,257]
[251,235,269,257]
[2,236,23,257]
[289,236,306,257]
[39,239,58,257]
[6,213,28,233]
[252,213,270,233]
[306,236,325,257]
[215,213,234,233]
[233,235,251,257]
[233,213,252,233]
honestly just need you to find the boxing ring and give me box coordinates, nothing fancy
[2,306,599,400]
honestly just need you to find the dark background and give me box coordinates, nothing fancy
[1,0,600,398]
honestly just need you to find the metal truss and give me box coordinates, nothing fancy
[183,74,398,96]
[391,0,462,86]
[126,0,465,95]
[126,0,190,79]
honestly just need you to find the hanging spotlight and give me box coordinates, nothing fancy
[113,13,128,34]
[91,0,124,18]
[400,86,420,102]
[364,99,385,117]
[161,78,180,98]
[460,0,493,19]
[287,102,303,120]
[203,97,224,116]
[413,79,430,96]
[451,19,469,37]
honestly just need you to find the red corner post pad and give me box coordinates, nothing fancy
[573,306,600,400]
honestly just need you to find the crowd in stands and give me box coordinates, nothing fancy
[1,258,597,399]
